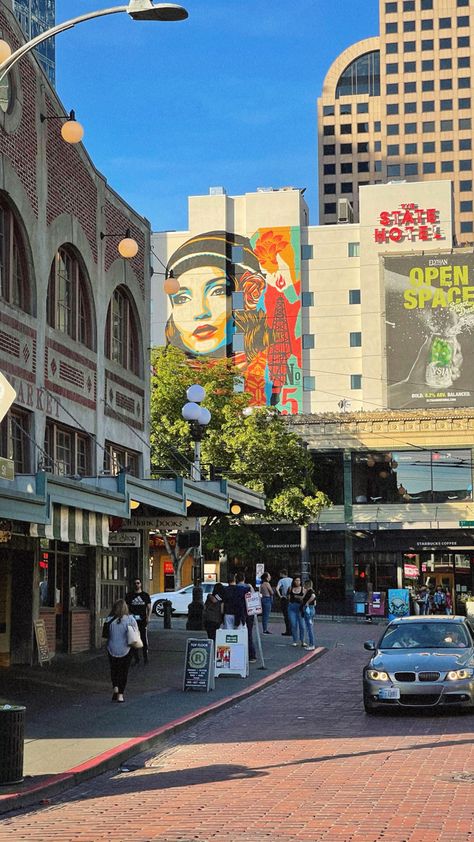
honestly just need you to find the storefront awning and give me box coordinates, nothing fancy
[30,504,109,547]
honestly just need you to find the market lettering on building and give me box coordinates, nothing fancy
[6,376,60,417]
[374,203,444,244]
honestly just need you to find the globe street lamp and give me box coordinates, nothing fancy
[182,385,211,629]
[0,2,188,84]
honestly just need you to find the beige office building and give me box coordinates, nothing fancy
[318,0,473,244]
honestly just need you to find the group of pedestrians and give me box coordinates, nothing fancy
[203,571,257,661]
[414,584,453,615]
[276,570,317,650]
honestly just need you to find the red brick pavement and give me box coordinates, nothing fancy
[1,622,474,842]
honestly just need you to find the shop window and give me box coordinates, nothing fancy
[47,247,92,347]
[312,451,344,505]
[105,286,140,375]
[352,449,472,504]
[44,421,91,476]
[0,200,32,313]
[100,549,130,612]
[104,442,139,477]
[0,407,32,473]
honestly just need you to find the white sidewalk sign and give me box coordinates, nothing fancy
[0,374,16,423]
[215,627,248,678]
[244,590,262,616]
[245,591,266,669]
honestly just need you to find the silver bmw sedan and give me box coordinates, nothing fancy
[363,616,474,714]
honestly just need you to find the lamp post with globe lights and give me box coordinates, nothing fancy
[182,385,211,629]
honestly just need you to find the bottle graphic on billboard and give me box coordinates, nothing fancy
[425,335,455,388]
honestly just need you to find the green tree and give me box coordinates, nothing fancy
[150,347,330,583]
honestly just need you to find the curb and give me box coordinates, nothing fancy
[0,646,326,816]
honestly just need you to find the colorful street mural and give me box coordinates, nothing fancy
[165,228,302,413]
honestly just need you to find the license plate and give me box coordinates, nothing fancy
[378,687,400,700]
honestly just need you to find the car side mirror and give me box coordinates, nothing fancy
[364,640,376,651]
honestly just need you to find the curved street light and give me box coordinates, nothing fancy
[0,2,188,83]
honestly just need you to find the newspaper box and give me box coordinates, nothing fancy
[215,627,248,678]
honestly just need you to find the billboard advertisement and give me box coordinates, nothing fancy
[385,254,474,409]
[164,228,302,413]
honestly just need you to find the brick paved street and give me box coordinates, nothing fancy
[1,621,474,842]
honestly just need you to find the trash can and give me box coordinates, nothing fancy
[0,704,25,785]
[163,599,172,629]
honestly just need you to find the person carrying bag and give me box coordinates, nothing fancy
[106,599,140,703]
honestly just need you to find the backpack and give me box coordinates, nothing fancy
[203,595,222,625]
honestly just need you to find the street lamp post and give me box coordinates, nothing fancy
[182,385,211,630]
[0,2,188,83]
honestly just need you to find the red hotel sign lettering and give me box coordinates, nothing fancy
[374,203,445,244]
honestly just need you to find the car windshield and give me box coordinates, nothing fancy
[380,623,471,650]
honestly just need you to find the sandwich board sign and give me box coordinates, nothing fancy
[183,638,215,691]
[215,627,248,678]
[0,374,15,423]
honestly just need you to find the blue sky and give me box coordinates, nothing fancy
[56,1,379,232]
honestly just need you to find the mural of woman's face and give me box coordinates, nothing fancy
[170,266,230,355]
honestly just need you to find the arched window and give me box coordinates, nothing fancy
[0,199,31,312]
[336,51,380,99]
[47,247,92,347]
[105,286,140,375]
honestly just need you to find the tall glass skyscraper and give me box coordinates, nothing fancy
[12,0,55,85]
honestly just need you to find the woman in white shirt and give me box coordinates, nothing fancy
[106,599,138,703]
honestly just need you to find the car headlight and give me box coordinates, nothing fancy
[446,669,474,681]
[366,669,389,681]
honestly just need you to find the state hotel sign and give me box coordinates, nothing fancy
[374,203,445,244]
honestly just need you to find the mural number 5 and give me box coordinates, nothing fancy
[280,387,299,415]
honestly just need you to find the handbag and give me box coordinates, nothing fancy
[127,621,143,649]
[102,616,113,639]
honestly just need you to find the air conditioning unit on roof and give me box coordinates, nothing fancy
[337,198,354,224]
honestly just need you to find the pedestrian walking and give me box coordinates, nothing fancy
[259,572,273,634]
[433,586,446,614]
[276,568,293,636]
[445,588,453,615]
[301,578,317,650]
[288,575,305,647]
[203,582,225,641]
[235,571,257,663]
[223,571,238,629]
[105,599,139,703]
[125,577,151,664]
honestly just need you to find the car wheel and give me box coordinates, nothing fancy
[153,600,165,617]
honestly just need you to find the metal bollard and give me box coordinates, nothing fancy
[163,599,172,629]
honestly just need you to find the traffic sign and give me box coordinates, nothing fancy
[0,373,16,422]
[459,521,474,527]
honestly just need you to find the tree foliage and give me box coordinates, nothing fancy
[150,346,330,527]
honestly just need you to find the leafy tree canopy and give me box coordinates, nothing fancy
[150,346,330,525]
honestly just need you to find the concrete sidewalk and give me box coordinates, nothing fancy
[0,616,328,814]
